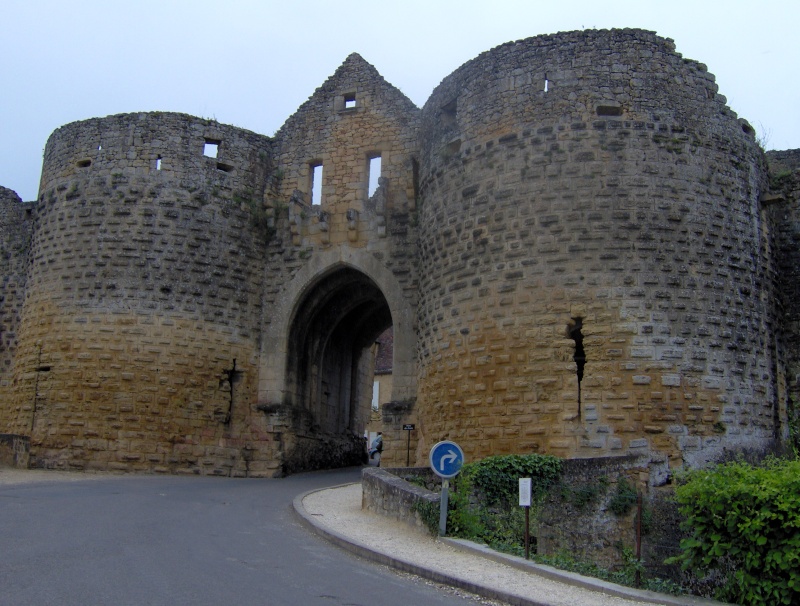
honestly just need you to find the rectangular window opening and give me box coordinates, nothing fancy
[368,155,382,197]
[441,98,457,126]
[203,140,220,158]
[372,380,379,411]
[156,156,162,171]
[596,105,623,117]
[445,138,462,156]
[344,93,356,109]
[310,163,323,206]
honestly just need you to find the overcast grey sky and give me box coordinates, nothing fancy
[2,0,798,202]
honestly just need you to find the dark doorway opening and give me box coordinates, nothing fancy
[286,268,392,440]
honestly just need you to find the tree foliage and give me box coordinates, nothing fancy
[670,458,800,605]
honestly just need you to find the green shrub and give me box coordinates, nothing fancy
[463,453,563,506]
[442,454,562,548]
[669,458,800,605]
[411,498,440,536]
[442,454,685,595]
[608,476,638,516]
[789,395,800,459]
[534,548,683,595]
[446,486,486,538]
[556,476,608,510]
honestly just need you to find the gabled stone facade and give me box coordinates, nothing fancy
[0,29,796,477]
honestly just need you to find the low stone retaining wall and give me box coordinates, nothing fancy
[538,455,653,568]
[362,455,678,572]
[0,434,30,468]
[361,467,439,533]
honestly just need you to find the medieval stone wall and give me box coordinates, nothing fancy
[3,113,282,475]
[0,29,795,476]
[262,53,419,319]
[413,29,774,470]
[274,53,419,216]
[0,188,34,405]
[766,150,800,444]
[256,54,420,461]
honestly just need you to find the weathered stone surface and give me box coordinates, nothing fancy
[0,29,795,476]
[362,467,439,533]
[0,434,29,468]
[413,29,784,470]
[0,188,34,396]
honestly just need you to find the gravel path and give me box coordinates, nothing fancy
[302,483,662,606]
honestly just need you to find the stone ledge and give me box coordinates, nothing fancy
[361,466,439,533]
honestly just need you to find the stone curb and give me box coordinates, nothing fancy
[292,484,731,606]
[292,484,552,606]
[440,539,729,606]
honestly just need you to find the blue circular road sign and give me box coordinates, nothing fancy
[429,440,465,479]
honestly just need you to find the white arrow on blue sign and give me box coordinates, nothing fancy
[429,440,465,479]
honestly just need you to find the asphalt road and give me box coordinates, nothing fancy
[0,468,492,606]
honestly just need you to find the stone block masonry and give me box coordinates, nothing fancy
[0,29,796,477]
[2,114,278,475]
[412,28,780,471]
[0,188,34,403]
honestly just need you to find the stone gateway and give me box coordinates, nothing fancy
[1,29,798,477]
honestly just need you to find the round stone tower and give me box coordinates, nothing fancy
[415,29,775,469]
[8,112,277,474]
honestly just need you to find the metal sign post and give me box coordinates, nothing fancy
[402,424,415,466]
[439,478,450,536]
[429,440,465,537]
[519,478,532,559]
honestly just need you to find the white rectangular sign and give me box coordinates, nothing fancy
[519,477,532,507]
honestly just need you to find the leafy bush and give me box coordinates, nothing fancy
[443,454,562,548]
[535,549,683,595]
[441,454,683,595]
[608,476,638,516]
[789,395,800,459]
[564,478,607,509]
[463,453,563,506]
[669,458,800,605]
[411,498,440,536]
[446,486,486,538]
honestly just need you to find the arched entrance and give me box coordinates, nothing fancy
[286,267,392,435]
[257,250,417,475]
